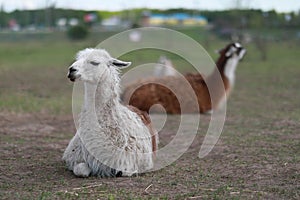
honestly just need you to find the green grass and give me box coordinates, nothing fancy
[0,30,208,114]
[0,39,89,114]
[1,33,299,115]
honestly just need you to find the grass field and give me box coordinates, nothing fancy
[0,29,299,199]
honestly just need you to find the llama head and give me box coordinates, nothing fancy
[67,48,131,84]
[218,42,246,60]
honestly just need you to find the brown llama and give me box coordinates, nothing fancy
[122,43,246,114]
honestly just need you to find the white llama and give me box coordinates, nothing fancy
[63,48,157,177]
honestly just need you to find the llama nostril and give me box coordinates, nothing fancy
[69,67,77,73]
[68,67,79,81]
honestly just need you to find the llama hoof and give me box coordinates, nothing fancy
[73,163,91,177]
[116,171,123,177]
[111,168,123,177]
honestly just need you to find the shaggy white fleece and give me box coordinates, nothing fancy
[63,48,154,177]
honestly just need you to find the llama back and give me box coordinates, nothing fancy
[122,74,210,114]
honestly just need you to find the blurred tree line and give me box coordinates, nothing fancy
[0,7,299,30]
[203,9,300,29]
[149,8,300,29]
[0,7,101,28]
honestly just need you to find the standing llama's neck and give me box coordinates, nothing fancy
[204,52,241,110]
[215,53,240,87]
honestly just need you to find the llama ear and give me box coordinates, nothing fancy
[111,59,131,68]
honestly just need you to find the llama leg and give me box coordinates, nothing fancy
[62,133,85,171]
[73,163,91,177]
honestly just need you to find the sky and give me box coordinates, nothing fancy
[0,0,300,13]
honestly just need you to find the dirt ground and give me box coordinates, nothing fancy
[0,109,299,199]
[1,41,300,199]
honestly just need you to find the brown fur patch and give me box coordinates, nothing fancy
[123,71,229,114]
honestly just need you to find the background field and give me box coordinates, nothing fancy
[0,29,299,199]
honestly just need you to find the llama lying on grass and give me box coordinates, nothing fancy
[63,48,157,177]
[122,43,246,114]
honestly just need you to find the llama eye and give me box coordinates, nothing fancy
[90,61,100,66]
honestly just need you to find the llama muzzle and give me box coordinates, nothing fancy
[68,67,78,82]
[67,73,76,82]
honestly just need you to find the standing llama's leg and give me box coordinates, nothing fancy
[62,133,91,177]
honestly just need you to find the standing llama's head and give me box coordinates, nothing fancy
[67,48,131,84]
[218,42,246,60]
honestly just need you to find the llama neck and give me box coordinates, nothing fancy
[215,55,240,87]
[83,80,121,119]
[204,54,240,109]
[83,82,97,111]
[83,76,121,126]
